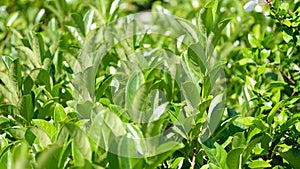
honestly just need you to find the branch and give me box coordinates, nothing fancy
[274,65,295,85]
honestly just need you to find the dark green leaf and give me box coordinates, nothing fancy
[72,13,86,36]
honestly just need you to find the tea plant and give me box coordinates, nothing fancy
[0,0,299,168]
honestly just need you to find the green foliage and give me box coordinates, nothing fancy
[0,0,300,168]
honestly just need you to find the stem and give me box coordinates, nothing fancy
[0,33,11,54]
[191,139,198,169]
[191,147,197,169]
[274,65,295,84]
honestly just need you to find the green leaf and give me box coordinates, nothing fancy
[248,34,261,48]
[1,55,13,70]
[103,109,126,136]
[203,76,212,98]
[126,72,143,118]
[232,132,246,149]
[16,46,41,68]
[227,148,244,169]
[155,141,184,155]
[36,145,62,169]
[283,28,293,43]
[48,18,59,36]
[202,4,214,34]
[88,111,112,151]
[260,49,270,60]
[118,137,144,168]
[146,143,184,169]
[182,81,200,108]
[25,129,36,146]
[238,58,255,66]
[108,0,120,21]
[66,25,84,45]
[0,72,18,103]
[295,121,300,132]
[72,141,85,166]
[19,95,34,122]
[65,123,92,161]
[23,75,34,95]
[170,157,184,169]
[9,59,22,90]
[31,69,51,91]
[267,101,283,125]
[0,143,11,165]
[32,119,57,139]
[96,74,113,101]
[33,33,46,62]
[30,127,52,147]
[205,0,217,8]
[7,11,19,27]
[8,127,26,140]
[207,94,225,135]
[72,13,86,36]
[187,42,207,75]
[54,104,68,126]
[235,117,254,126]
[107,152,120,169]
[243,134,263,163]
[73,66,96,102]
[83,9,95,34]
[58,140,72,168]
[11,141,30,169]
[280,148,300,169]
[0,116,9,126]
[202,142,229,169]
[248,159,271,168]
[257,64,266,76]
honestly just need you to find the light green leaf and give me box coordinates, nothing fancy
[118,137,144,168]
[267,101,283,125]
[232,132,246,149]
[187,42,207,75]
[16,46,41,68]
[227,148,244,169]
[202,142,229,169]
[66,25,84,45]
[182,81,200,108]
[30,127,52,147]
[83,9,95,34]
[170,157,184,169]
[248,34,261,48]
[248,159,271,168]
[1,55,13,70]
[54,104,68,126]
[72,141,85,166]
[238,58,255,66]
[11,141,30,169]
[235,117,254,126]
[32,119,57,139]
[260,49,270,60]
[36,145,62,169]
[65,123,92,160]
[207,94,225,135]
[7,12,19,27]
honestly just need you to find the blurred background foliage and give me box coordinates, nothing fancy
[0,0,300,168]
